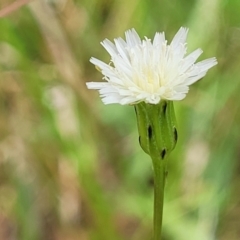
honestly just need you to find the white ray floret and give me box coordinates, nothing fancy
[86,27,217,105]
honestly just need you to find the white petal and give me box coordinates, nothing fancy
[184,57,217,85]
[90,57,112,71]
[195,57,218,71]
[99,87,118,94]
[114,38,130,63]
[153,32,165,47]
[86,82,109,89]
[184,72,206,85]
[101,39,118,57]
[112,56,132,77]
[173,85,189,94]
[125,29,141,47]
[181,48,203,73]
[146,95,161,104]
[168,93,186,100]
[170,27,188,50]
[102,94,123,104]
[119,96,138,105]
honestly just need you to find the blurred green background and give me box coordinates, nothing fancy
[0,0,240,239]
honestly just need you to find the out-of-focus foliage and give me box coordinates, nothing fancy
[0,0,240,239]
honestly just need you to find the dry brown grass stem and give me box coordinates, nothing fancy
[0,0,32,18]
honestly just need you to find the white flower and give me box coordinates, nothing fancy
[86,27,217,105]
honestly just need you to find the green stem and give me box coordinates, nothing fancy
[134,101,177,240]
[152,157,167,240]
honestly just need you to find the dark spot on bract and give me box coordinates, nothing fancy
[148,125,152,139]
[162,102,167,115]
[134,106,137,114]
[161,148,166,159]
[174,127,178,143]
[139,136,141,146]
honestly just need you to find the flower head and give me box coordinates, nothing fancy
[86,27,217,105]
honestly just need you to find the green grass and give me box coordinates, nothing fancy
[0,0,240,239]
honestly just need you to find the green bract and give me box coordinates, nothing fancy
[134,101,177,159]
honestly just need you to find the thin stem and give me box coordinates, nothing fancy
[152,157,167,240]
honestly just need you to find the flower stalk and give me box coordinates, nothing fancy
[152,155,166,240]
[86,27,217,239]
[134,101,177,239]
